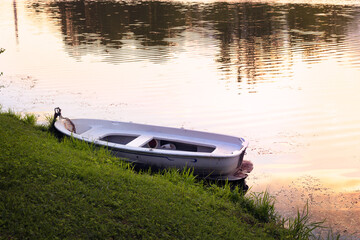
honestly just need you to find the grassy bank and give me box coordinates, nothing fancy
[0,111,334,239]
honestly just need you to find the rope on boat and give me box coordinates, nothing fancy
[53,107,77,133]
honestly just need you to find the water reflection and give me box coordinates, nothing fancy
[13,0,19,44]
[27,1,189,63]
[26,1,360,90]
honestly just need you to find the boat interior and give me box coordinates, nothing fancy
[99,134,216,153]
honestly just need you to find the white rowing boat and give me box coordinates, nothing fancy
[54,108,250,181]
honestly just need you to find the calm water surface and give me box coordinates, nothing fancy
[1,0,360,237]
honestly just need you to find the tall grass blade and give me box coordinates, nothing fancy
[23,113,37,125]
[285,202,325,239]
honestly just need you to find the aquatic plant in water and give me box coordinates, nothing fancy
[0,48,4,76]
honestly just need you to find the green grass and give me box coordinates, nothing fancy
[0,110,341,239]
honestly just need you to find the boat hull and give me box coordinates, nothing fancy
[108,146,244,177]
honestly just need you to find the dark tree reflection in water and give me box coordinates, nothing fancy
[27,1,358,90]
